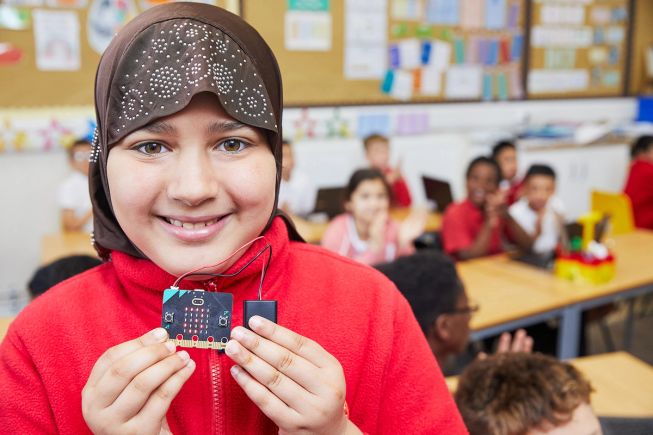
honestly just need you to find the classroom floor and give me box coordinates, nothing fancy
[585,298,653,365]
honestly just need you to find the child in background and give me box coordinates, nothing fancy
[321,168,425,265]
[58,138,93,232]
[278,139,316,217]
[624,135,653,230]
[442,156,533,260]
[455,352,602,435]
[363,134,412,207]
[509,164,565,255]
[492,140,522,205]
[376,251,532,375]
[27,255,102,299]
[0,4,466,433]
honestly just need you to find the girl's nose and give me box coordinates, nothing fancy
[167,150,219,207]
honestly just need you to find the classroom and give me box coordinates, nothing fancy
[1,0,652,433]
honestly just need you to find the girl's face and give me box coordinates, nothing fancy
[346,178,390,225]
[107,93,276,276]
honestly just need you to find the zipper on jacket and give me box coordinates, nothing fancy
[210,351,225,435]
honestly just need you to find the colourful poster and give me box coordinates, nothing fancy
[33,9,80,71]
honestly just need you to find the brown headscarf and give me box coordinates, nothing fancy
[89,2,302,259]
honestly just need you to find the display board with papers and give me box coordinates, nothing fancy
[527,0,630,98]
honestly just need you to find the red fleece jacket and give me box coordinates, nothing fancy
[0,218,466,434]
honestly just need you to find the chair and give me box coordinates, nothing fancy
[590,191,635,236]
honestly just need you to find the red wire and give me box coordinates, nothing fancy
[172,236,265,288]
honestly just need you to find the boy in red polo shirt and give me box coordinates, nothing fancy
[363,134,412,207]
[442,156,533,260]
[624,135,653,230]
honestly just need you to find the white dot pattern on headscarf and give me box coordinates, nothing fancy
[107,18,277,145]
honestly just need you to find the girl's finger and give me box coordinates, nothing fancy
[87,328,169,387]
[230,364,298,429]
[247,316,334,369]
[230,326,323,394]
[133,359,196,429]
[109,351,192,421]
[225,339,310,412]
[92,341,177,409]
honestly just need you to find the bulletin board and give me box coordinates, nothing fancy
[245,0,528,106]
[0,0,239,109]
[527,0,631,98]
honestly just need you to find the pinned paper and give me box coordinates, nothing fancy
[420,66,442,95]
[416,24,433,38]
[454,37,465,64]
[497,72,508,100]
[45,0,87,7]
[528,69,589,94]
[611,7,627,23]
[396,112,429,135]
[487,39,498,66]
[508,3,519,28]
[602,71,620,87]
[345,45,386,79]
[381,69,394,93]
[466,37,479,63]
[0,5,30,29]
[392,0,422,20]
[485,0,506,30]
[3,0,42,6]
[461,0,483,29]
[588,47,608,64]
[397,38,422,69]
[389,44,400,69]
[285,11,332,51]
[33,9,80,71]
[0,42,23,65]
[508,65,523,98]
[544,49,576,69]
[608,47,619,65]
[511,34,523,61]
[541,5,584,25]
[390,69,414,101]
[532,26,592,48]
[482,72,493,101]
[590,7,610,25]
[478,38,489,64]
[357,113,392,138]
[87,0,137,54]
[427,39,451,70]
[426,0,459,25]
[499,37,510,64]
[605,27,625,44]
[594,28,605,44]
[445,65,482,99]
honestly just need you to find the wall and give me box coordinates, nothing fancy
[0,97,638,313]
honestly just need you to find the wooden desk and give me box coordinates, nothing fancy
[458,230,653,358]
[0,317,14,342]
[292,209,442,244]
[41,232,98,264]
[445,352,653,418]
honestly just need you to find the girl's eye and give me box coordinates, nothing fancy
[134,142,169,155]
[218,139,248,153]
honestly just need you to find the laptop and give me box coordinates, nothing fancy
[421,176,454,213]
[312,186,347,219]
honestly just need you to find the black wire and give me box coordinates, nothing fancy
[183,244,272,301]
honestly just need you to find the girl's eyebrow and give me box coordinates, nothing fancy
[206,120,249,134]
[143,120,176,135]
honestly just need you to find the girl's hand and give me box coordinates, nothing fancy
[82,328,196,435]
[398,209,427,248]
[226,316,362,435]
[368,210,389,251]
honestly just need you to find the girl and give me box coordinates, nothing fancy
[321,169,425,265]
[0,4,465,434]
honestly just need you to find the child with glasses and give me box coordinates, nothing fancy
[58,138,93,232]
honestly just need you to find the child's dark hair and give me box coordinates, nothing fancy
[346,168,391,201]
[375,251,465,335]
[466,156,501,184]
[491,140,516,160]
[28,255,102,299]
[363,133,389,151]
[631,135,653,159]
[67,138,92,158]
[282,138,291,147]
[524,164,556,181]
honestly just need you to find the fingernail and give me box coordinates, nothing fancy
[152,328,168,341]
[225,340,238,356]
[177,350,190,361]
[249,316,263,329]
[231,327,244,340]
[165,341,176,353]
[186,359,196,370]
[230,365,239,377]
